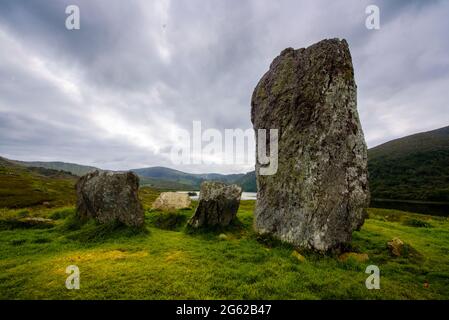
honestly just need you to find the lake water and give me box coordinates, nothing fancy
[177,191,257,201]
[177,192,449,216]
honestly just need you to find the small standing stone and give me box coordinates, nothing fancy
[188,181,242,228]
[76,170,144,227]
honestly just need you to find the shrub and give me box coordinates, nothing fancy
[403,218,432,228]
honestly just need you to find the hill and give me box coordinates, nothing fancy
[3,124,448,198]
[138,176,195,191]
[13,160,99,176]
[234,171,256,192]
[0,157,77,208]
[368,126,449,202]
[132,166,245,190]
[222,126,449,199]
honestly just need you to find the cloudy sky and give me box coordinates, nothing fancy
[0,0,448,173]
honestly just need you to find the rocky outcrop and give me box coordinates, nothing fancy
[152,192,191,211]
[251,38,370,252]
[188,181,242,228]
[76,170,144,227]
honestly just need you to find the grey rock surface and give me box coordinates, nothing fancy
[76,170,144,227]
[188,181,242,228]
[251,38,370,252]
[152,192,191,211]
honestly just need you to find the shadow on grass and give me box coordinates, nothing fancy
[0,217,54,230]
[60,214,149,243]
[146,209,190,231]
[184,218,251,241]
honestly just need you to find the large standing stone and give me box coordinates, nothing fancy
[188,181,242,228]
[152,192,192,211]
[251,39,370,252]
[76,170,144,227]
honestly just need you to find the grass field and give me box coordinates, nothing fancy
[1,194,448,300]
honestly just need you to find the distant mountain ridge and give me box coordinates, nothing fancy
[3,125,448,198]
[234,171,256,192]
[132,166,246,190]
[13,160,99,176]
[2,158,249,191]
[233,126,449,199]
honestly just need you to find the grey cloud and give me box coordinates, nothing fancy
[0,0,448,173]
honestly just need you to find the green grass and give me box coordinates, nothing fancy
[0,162,77,209]
[1,199,449,300]
[138,187,161,209]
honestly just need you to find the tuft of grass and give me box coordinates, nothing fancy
[139,187,162,209]
[9,239,27,246]
[49,208,75,220]
[60,213,84,231]
[254,233,294,250]
[338,257,365,272]
[64,219,149,243]
[32,238,52,244]
[17,210,30,218]
[0,217,54,230]
[403,218,433,228]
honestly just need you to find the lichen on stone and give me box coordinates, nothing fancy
[251,38,370,252]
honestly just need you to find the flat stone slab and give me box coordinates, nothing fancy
[152,192,192,211]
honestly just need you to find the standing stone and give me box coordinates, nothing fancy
[251,39,370,252]
[152,192,192,211]
[76,170,144,227]
[188,181,242,228]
